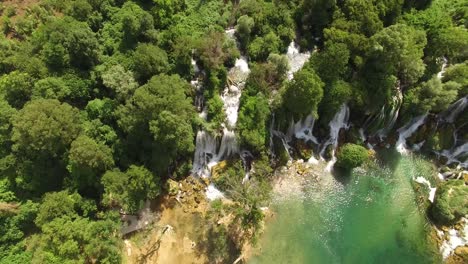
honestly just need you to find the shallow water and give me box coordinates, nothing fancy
[250,156,440,264]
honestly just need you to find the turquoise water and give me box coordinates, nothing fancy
[250,156,441,264]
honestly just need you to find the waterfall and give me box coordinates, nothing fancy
[192,131,218,177]
[413,177,436,203]
[439,96,468,123]
[287,114,319,145]
[395,114,427,154]
[271,130,293,161]
[191,28,251,195]
[363,84,403,143]
[286,41,311,80]
[320,104,350,171]
[441,142,468,168]
[437,57,448,79]
[222,56,249,128]
[375,90,402,138]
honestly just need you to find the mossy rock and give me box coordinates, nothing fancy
[211,160,229,181]
[335,143,369,170]
[431,180,468,225]
[167,179,179,196]
[455,246,468,260]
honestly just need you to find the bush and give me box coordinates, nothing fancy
[431,180,468,224]
[336,143,369,170]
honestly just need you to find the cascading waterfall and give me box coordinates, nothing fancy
[286,114,319,145]
[437,57,448,79]
[396,114,428,154]
[286,41,311,80]
[321,104,350,171]
[268,42,313,161]
[191,28,251,197]
[441,142,468,168]
[192,131,218,177]
[439,96,467,123]
[375,89,403,139]
[362,84,403,143]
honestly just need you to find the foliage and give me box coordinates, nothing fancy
[336,143,369,170]
[101,165,160,213]
[431,180,468,224]
[404,76,461,114]
[282,68,324,119]
[237,94,270,153]
[101,64,138,101]
[32,16,99,70]
[117,74,195,173]
[132,43,169,83]
[11,99,81,157]
[67,135,114,190]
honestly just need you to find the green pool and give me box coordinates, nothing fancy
[250,156,441,264]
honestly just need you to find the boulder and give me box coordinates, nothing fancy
[167,179,179,196]
[454,246,468,259]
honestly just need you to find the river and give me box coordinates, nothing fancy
[250,155,441,264]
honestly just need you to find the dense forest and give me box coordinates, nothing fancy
[0,0,466,263]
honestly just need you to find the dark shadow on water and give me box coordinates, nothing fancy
[331,166,353,185]
[374,146,401,170]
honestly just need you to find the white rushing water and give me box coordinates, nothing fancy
[440,96,468,123]
[321,104,350,171]
[286,41,311,80]
[222,56,250,128]
[439,218,468,259]
[441,142,468,167]
[413,176,436,203]
[190,28,251,198]
[287,114,319,145]
[437,57,448,79]
[395,114,427,154]
[206,183,225,200]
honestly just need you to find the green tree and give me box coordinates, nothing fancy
[32,77,70,100]
[117,74,195,173]
[237,94,270,153]
[35,191,95,228]
[282,68,324,119]
[236,15,254,48]
[0,100,15,157]
[84,98,116,123]
[336,143,369,170]
[432,26,468,62]
[151,0,186,29]
[197,30,239,70]
[404,76,461,114]
[319,80,352,125]
[0,200,38,261]
[67,135,114,191]
[311,42,350,83]
[101,64,138,101]
[443,62,468,95]
[29,213,121,264]
[0,71,33,109]
[11,99,81,158]
[101,165,160,213]
[248,31,281,61]
[33,17,99,70]
[368,23,426,86]
[132,43,169,83]
[206,94,226,128]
